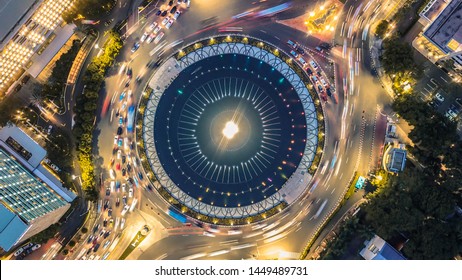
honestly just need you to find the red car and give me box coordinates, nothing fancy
[116,163,121,171]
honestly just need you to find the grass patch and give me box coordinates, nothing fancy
[118,231,146,260]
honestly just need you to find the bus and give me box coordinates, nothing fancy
[168,207,187,223]
[126,105,135,133]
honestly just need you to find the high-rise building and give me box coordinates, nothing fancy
[0,125,75,252]
[0,0,75,96]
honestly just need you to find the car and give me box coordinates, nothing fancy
[117,137,123,147]
[109,169,116,179]
[86,248,92,255]
[120,218,126,229]
[115,197,120,207]
[156,10,162,16]
[290,50,298,58]
[99,229,106,237]
[108,208,113,217]
[170,6,177,14]
[118,116,124,126]
[121,205,130,216]
[114,136,118,145]
[124,79,130,88]
[93,243,101,252]
[14,248,24,257]
[320,78,328,87]
[140,32,149,43]
[326,88,332,97]
[103,240,111,249]
[109,218,114,226]
[130,141,135,150]
[131,42,140,53]
[298,57,307,67]
[129,188,134,198]
[105,187,110,196]
[168,0,174,6]
[287,39,297,49]
[117,126,123,136]
[312,75,318,83]
[126,163,132,173]
[121,101,127,111]
[173,10,181,20]
[147,184,153,191]
[122,168,127,177]
[93,224,100,234]
[161,17,170,26]
[119,91,126,102]
[165,18,174,29]
[122,155,126,164]
[47,125,53,135]
[116,180,121,192]
[138,172,144,180]
[117,149,122,159]
[123,195,127,205]
[146,32,156,43]
[116,163,121,171]
[154,32,165,44]
[126,67,133,78]
[317,84,323,92]
[306,67,313,75]
[435,92,445,102]
[296,47,305,55]
[161,10,168,17]
[315,46,323,53]
[87,235,94,244]
[103,219,108,227]
[148,22,158,31]
[104,231,111,239]
[110,181,115,192]
[309,60,318,69]
[153,25,162,34]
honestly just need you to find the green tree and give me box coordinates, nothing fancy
[381,37,416,75]
[375,20,389,39]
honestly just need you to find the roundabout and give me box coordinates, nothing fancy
[139,36,325,224]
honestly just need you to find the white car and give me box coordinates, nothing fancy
[173,11,181,20]
[140,32,149,42]
[121,205,130,216]
[14,248,24,257]
[110,181,115,192]
[320,78,328,87]
[103,240,111,249]
[161,17,170,26]
[120,218,126,229]
[122,183,127,193]
[153,26,162,35]
[109,169,116,180]
[148,22,158,31]
[146,33,156,43]
[117,149,122,159]
[154,32,164,44]
[113,136,118,145]
[31,244,41,251]
[129,187,134,198]
[435,92,445,102]
[165,18,174,29]
[309,60,318,69]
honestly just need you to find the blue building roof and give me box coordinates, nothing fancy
[0,204,28,251]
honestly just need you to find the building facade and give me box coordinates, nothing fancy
[0,125,75,252]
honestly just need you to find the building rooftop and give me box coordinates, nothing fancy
[420,0,449,22]
[423,0,462,54]
[0,148,68,222]
[0,0,38,47]
[389,148,407,173]
[360,235,407,260]
[0,204,29,252]
[0,124,46,170]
